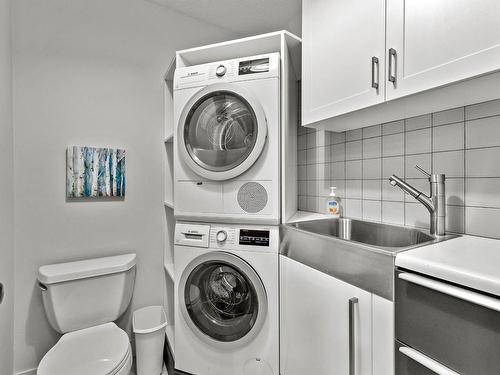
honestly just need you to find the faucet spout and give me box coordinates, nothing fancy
[388,175,434,213]
[388,172,446,237]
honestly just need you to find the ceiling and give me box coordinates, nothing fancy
[145,0,302,37]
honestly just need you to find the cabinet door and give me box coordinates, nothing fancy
[386,0,500,100]
[280,256,372,375]
[302,0,386,125]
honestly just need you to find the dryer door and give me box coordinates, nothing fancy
[179,251,268,347]
[178,83,268,181]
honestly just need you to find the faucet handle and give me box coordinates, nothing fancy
[414,165,431,178]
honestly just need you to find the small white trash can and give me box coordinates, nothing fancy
[133,305,168,375]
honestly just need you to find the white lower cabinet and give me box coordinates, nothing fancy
[280,256,394,375]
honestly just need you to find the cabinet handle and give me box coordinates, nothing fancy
[399,346,459,375]
[349,297,358,375]
[388,48,397,83]
[399,272,500,313]
[371,57,379,89]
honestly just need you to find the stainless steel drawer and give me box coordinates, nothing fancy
[395,270,500,374]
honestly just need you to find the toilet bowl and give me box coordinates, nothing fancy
[37,323,132,375]
[37,254,136,375]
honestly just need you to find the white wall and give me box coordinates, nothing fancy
[0,0,14,374]
[12,0,234,372]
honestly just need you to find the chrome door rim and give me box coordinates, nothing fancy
[177,83,268,181]
[179,251,268,349]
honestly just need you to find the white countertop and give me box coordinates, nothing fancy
[396,235,500,297]
[287,210,334,223]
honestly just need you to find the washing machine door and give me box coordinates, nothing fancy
[179,251,268,347]
[178,83,268,181]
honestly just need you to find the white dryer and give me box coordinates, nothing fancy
[173,53,281,224]
[174,222,279,375]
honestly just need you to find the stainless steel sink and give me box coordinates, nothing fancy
[292,218,436,250]
[280,218,458,300]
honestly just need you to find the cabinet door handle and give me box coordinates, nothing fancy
[371,57,379,89]
[349,297,358,375]
[388,48,397,83]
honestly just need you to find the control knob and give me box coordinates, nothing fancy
[215,65,227,77]
[216,230,228,243]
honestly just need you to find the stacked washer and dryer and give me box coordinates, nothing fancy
[172,33,300,375]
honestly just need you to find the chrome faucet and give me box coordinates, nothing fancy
[388,165,446,237]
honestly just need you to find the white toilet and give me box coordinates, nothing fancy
[36,253,137,375]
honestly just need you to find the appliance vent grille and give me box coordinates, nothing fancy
[237,182,268,213]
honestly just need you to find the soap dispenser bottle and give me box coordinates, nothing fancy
[326,186,341,218]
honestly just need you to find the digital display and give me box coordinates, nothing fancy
[238,58,270,75]
[239,229,270,246]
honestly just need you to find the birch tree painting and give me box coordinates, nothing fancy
[66,146,125,198]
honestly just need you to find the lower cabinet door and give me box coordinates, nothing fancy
[280,256,373,375]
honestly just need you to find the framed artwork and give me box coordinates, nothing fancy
[66,146,125,198]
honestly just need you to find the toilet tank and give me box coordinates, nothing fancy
[38,253,136,334]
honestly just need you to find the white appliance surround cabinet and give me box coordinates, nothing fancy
[302,0,500,131]
[161,30,301,360]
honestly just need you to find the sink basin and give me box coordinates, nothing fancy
[280,218,458,300]
[292,218,435,250]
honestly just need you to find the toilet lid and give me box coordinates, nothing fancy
[38,323,130,375]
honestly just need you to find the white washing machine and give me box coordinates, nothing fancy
[174,222,279,375]
[173,53,281,224]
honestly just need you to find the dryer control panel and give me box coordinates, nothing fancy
[174,52,280,90]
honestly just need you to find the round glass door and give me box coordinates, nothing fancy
[185,91,257,172]
[178,84,268,181]
[181,252,267,344]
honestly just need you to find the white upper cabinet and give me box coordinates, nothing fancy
[386,0,500,100]
[302,0,500,130]
[302,0,386,125]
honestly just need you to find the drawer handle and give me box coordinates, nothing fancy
[348,297,358,375]
[399,347,459,375]
[398,272,500,313]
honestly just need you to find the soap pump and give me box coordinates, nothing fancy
[326,186,341,218]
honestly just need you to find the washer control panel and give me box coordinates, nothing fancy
[210,227,237,246]
[239,229,270,247]
[209,226,272,249]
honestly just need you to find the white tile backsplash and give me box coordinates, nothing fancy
[433,150,465,178]
[363,200,382,222]
[433,107,464,126]
[466,147,500,177]
[466,116,500,149]
[466,178,500,208]
[405,154,431,178]
[363,137,382,159]
[406,128,432,155]
[405,114,432,131]
[383,133,404,157]
[346,140,362,160]
[297,100,500,238]
[465,99,500,121]
[363,124,382,139]
[382,120,404,135]
[382,201,405,225]
[362,158,382,179]
[433,122,464,152]
[345,160,362,179]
